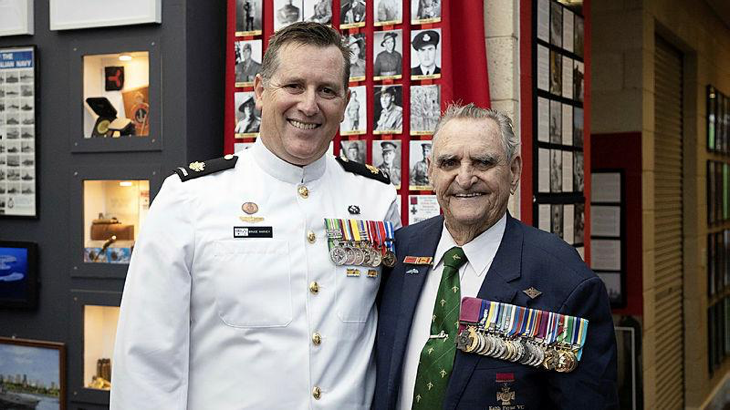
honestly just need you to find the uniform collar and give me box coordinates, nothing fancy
[251,137,327,184]
[433,213,507,278]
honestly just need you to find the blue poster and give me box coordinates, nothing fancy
[0,247,29,301]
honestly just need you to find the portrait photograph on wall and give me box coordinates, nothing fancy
[303,0,333,24]
[340,0,366,29]
[411,0,440,24]
[373,30,403,81]
[0,337,65,410]
[234,39,262,87]
[341,85,367,135]
[373,85,403,134]
[374,0,402,26]
[410,84,440,135]
[372,139,401,188]
[409,140,432,191]
[340,139,366,164]
[410,28,441,80]
[234,91,261,138]
[345,34,366,82]
[235,0,263,35]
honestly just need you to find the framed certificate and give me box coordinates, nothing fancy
[0,0,33,36]
[50,0,161,30]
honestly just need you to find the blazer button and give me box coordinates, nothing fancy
[298,185,309,199]
[309,281,319,294]
[312,332,322,346]
[312,386,322,400]
[307,231,316,243]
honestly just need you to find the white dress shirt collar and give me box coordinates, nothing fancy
[251,136,327,184]
[433,213,508,278]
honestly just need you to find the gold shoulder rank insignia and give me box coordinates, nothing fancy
[189,161,205,172]
[365,164,380,174]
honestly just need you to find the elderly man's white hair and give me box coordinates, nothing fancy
[431,103,520,161]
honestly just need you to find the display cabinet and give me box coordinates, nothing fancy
[69,290,122,406]
[69,37,161,153]
[70,165,160,278]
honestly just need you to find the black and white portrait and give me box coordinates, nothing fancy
[234,91,261,137]
[340,139,366,164]
[574,152,584,192]
[550,149,562,192]
[410,84,440,134]
[550,1,563,48]
[409,140,432,190]
[550,50,562,96]
[574,60,585,102]
[234,40,262,86]
[373,30,403,79]
[345,34,366,81]
[375,0,402,25]
[551,204,564,239]
[574,15,584,58]
[549,100,562,144]
[372,140,402,187]
[410,29,441,79]
[235,0,263,35]
[373,85,403,134]
[340,0,366,28]
[304,0,332,24]
[574,203,585,244]
[573,107,584,147]
[341,85,367,135]
[274,0,303,31]
[411,0,441,23]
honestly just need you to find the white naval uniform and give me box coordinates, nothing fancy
[111,138,400,410]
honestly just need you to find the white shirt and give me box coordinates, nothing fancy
[112,138,400,410]
[397,214,507,410]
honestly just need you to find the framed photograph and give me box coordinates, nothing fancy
[561,103,573,145]
[274,0,304,31]
[235,0,263,36]
[409,140,432,190]
[574,15,584,58]
[410,28,441,80]
[536,0,549,43]
[549,100,562,144]
[550,149,562,192]
[50,0,160,30]
[574,202,585,244]
[562,8,574,53]
[550,1,562,48]
[562,55,573,99]
[373,85,403,134]
[341,85,367,135]
[0,336,66,409]
[574,151,584,192]
[573,107,584,147]
[304,0,333,24]
[550,203,563,238]
[340,0,366,29]
[0,0,33,36]
[373,30,403,80]
[562,151,573,193]
[410,85,440,135]
[234,39,262,87]
[549,50,562,96]
[0,46,38,218]
[537,45,549,92]
[411,0,441,24]
[374,0,402,26]
[408,194,439,225]
[538,204,550,232]
[372,139,402,188]
[234,91,260,138]
[591,205,621,237]
[574,60,585,102]
[345,34,366,82]
[537,97,549,142]
[339,140,366,164]
[592,239,622,271]
[563,204,575,244]
[538,148,550,193]
[0,240,38,308]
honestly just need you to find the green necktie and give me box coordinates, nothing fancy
[412,247,467,409]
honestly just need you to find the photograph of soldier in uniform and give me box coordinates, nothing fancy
[573,107,584,147]
[551,203,564,239]
[410,29,441,79]
[550,50,562,96]
[373,30,403,80]
[234,92,261,137]
[550,1,562,47]
[409,140,431,190]
[574,60,585,102]
[340,0,366,28]
[345,34,366,81]
[550,149,562,192]
[549,100,561,144]
[275,0,302,31]
[574,152,584,192]
[410,84,439,134]
[235,0,262,35]
[340,140,366,164]
[375,0,402,26]
[574,203,585,244]
[411,0,440,23]
[304,0,332,24]
[372,140,401,187]
[234,40,262,87]
[340,86,366,135]
[373,85,403,134]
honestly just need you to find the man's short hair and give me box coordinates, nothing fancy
[260,22,351,91]
[432,103,519,161]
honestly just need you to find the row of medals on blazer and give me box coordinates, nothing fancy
[328,238,396,268]
[456,325,579,373]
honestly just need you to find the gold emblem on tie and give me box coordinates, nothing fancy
[427,382,434,391]
[416,395,422,403]
[189,161,205,172]
[440,369,447,378]
[452,285,459,293]
[427,347,434,355]
[440,299,446,307]
[452,253,461,260]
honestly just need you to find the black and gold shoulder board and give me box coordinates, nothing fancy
[173,154,238,182]
[336,156,390,185]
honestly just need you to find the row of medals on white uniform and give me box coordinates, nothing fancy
[455,300,588,373]
[325,218,397,268]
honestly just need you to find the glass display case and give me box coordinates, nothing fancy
[83,179,149,264]
[83,305,119,391]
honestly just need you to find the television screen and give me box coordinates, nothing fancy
[0,241,37,308]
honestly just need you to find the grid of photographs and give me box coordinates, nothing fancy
[534,0,584,251]
[0,46,37,217]
[230,0,446,225]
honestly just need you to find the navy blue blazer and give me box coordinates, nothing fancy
[374,214,618,409]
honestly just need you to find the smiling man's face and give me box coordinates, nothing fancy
[428,117,521,234]
[254,43,349,166]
